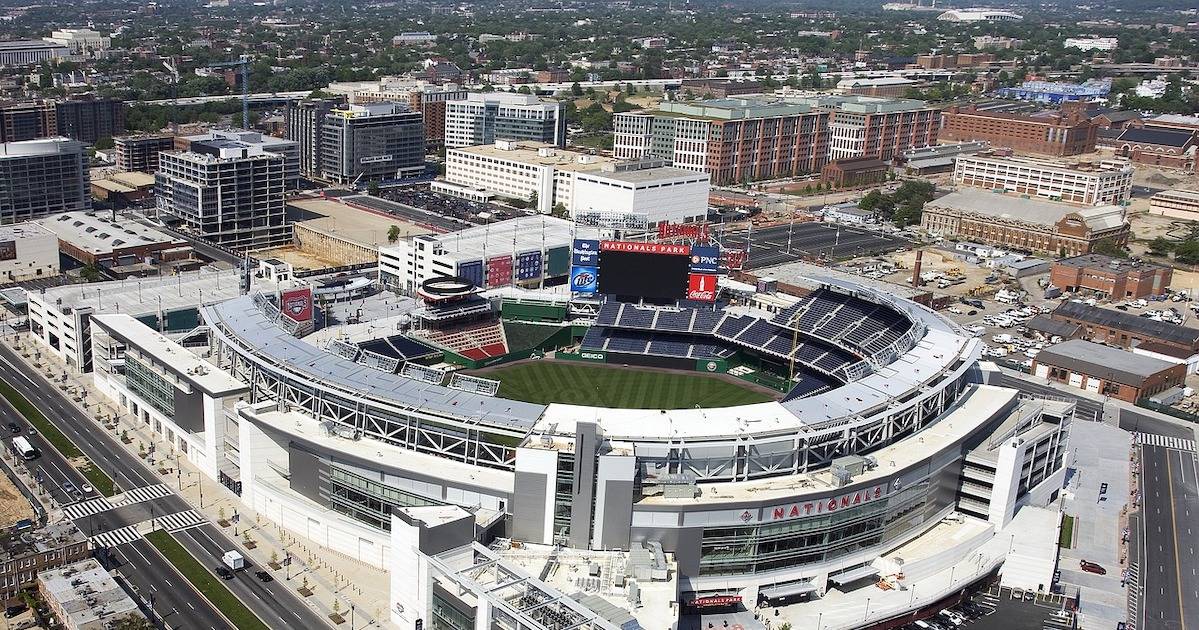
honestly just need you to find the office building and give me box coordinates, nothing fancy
[444,140,709,223]
[1148,189,1199,220]
[1050,254,1171,300]
[0,101,56,143]
[936,8,1022,21]
[43,29,109,55]
[920,189,1130,256]
[284,98,338,179]
[54,98,125,144]
[443,92,564,149]
[320,103,426,184]
[1032,340,1184,402]
[940,103,1098,156]
[615,98,829,183]
[0,40,67,66]
[0,222,58,281]
[952,153,1133,205]
[156,132,293,250]
[615,96,936,184]
[1064,37,1119,51]
[114,134,175,172]
[0,137,90,223]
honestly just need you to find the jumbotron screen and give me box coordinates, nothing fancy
[597,242,690,301]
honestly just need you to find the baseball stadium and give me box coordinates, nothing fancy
[62,226,1072,630]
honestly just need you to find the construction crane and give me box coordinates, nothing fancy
[208,54,251,129]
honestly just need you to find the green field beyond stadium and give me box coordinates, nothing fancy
[475,361,774,409]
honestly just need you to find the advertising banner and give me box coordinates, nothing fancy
[600,240,690,256]
[569,266,598,293]
[572,239,600,266]
[686,274,718,302]
[689,246,720,273]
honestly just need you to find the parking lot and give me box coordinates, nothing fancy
[898,585,1073,630]
[380,186,523,226]
[720,221,910,269]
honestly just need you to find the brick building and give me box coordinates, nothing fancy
[1109,126,1196,172]
[37,210,191,267]
[920,190,1130,256]
[114,134,175,172]
[820,158,889,188]
[1050,301,1199,353]
[0,522,89,600]
[679,79,766,98]
[1032,339,1186,402]
[940,103,1097,156]
[1050,254,1172,300]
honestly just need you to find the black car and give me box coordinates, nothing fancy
[4,604,26,618]
[254,570,273,582]
[7,422,19,435]
[214,566,234,580]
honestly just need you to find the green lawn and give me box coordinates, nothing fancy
[479,362,773,408]
[1059,514,1076,549]
[0,379,115,496]
[145,530,270,630]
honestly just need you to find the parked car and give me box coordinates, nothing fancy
[1081,560,1107,575]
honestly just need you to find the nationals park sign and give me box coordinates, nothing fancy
[756,484,887,523]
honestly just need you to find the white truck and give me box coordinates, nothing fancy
[222,551,246,571]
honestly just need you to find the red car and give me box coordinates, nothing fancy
[1080,560,1107,575]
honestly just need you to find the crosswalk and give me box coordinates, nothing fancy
[112,483,174,506]
[155,509,206,533]
[89,525,142,549]
[1135,432,1196,451]
[62,497,115,520]
[1125,562,1140,630]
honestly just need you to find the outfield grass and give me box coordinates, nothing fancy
[145,530,270,630]
[0,379,115,496]
[480,362,773,408]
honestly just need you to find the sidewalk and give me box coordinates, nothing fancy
[5,332,394,629]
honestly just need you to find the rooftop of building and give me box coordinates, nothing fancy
[1054,301,1199,346]
[94,313,246,395]
[1152,188,1199,201]
[927,189,1126,230]
[449,140,617,172]
[1,521,85,562]
[26,267,275,318]
[1037,339,1179,385]
[836,76,918,88]
[956,152,1133,174]
[1026,314,1083,339]
[36,211,184,254]
[0,39,66,49]
[1053,253,1166,273]
[0,221,53,242]
[0,136,82,158]
[1134,340,1195,360]
[652,94,932,121]
[451,92,558,107]
[38,560,143,628]
[397,214,599,260]
[1115,126,1196,148]
[1146,114,1199,128]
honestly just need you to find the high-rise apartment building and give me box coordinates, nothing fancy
[320,103,426,184]
[155,133,294,250]
[114,134,175,172]
[54,98,126,144]
[0,137,90,223]
[614,96,938,185]
[0,102,56,143]
[443,92,564,149]
[285,98,339,179]
[940,103,1097,156]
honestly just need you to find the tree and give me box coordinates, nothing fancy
[1092,239,1128,259]
[858,189,885,212]
[94,136,114,150]
[387,225,401,243]
[552,202,568,218]
[1175,240,1199,265]
[570,82,583,97]
[367,180,380,196]
[1148,236,1175,256]
[528,190,539,209]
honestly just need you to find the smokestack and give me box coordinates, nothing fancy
[911,249,923,287]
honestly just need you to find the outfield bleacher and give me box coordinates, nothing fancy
[415,321,508,361]
[581,328,735,360]
[357,335,440,362]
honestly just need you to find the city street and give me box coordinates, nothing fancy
[0,341,330,629]
[1136,441,1199,630]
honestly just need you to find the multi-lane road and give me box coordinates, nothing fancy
[1135,433,1199,630]
[0,342,327,629]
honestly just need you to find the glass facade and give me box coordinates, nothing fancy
[552,452,575,542]
[698,478,953,576]
[431,592,474,630]
[125,356,175,417]
[326,466,440,531]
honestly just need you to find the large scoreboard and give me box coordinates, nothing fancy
[570,240,719,302]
